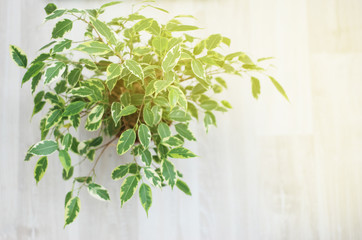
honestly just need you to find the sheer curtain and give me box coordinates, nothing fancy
[1,0,362,239]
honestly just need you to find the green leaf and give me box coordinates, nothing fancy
[9,45,27,68]
[200,99,218,111]
[34,91,45,104]
[45,62,66,84]
[269,76,289,101]
[162,44,181,72]
[143,107,154,126]
[120,175,140,206]
[69,86,94,97]
[120,105,137,116]
[168,108,191,122]
[124,60,144,81]
[34,156,48,184]
[152,36,168,53]
[168,147,197,159]
[32,101,45,116]
[161,159,176,188]
[168,88,179,108]
[112,164,129,180]
[175,123,196,141]
[45,109,63,129]
[44,3,57,15]
[22,62,45,85]
[62,166,74,180]
[88,183,110,201]
[90,17,117,45]
[139,183,152,216]
[117,129,136,155]
[193,40,205,55]
[239,53,254,64]
[157,122,171,139]
[29,140,58,156]
[111,102,122,125]
[133,18,153,32]
[106,63,121,90]
[251,76,261,99]
[85,119,102,132]
[143,167,161,188]
[70,114,80,129]
[53,39,72,53]
[162,136,183,148]
[62,133,72,150]
[52,19,73,39]
[87,105,104,124]
[63,101,87,116]
[215,77,227,89]
[141,149,152,166]
[75,41,112,55]
[64,191,72,207]
[138,124,151,148]
[64,197,80,227]
[166,23,199,32]
[146,20,161,35]
[221,100,232,109]
[100,1,122,9]
[191,59,206,80]
[46,9,66,21]
[222,36,231,46]
[59,150,72,173]
[31,73,42,93]
[67,68,82,86]
[205,34,222,50]
[204,111,216,132]
[154,71,175,95]
[176,179,192,196]
[54,80,67,94]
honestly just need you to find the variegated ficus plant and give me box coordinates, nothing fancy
[9,1,288,227]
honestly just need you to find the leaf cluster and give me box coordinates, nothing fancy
[10,1,288,227]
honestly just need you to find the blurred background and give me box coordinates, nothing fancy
[1,0,362,239]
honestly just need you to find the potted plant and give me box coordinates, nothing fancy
[9,1,288,227]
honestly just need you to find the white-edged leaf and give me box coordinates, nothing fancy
[175,123,196,141]
[120,175,140,206]
[161,159,177,188]
[168,147,197,159]
[191,59,206,80]
[59,150,72,173]
[34,156,48,184]
[45,62,66,84]
[9,45,27,68]
[117,129,136,155]
[74,41,112,55]
[143,167,162,188]
[162,44,181,72]
[124,59,144,81]
[29,140,58,156]
[88,183,110,201]
[138,124,151,148]
[111,102,122,125]
[64,197,80,227]
[112,164,129,180]
[52,19,73,38]
[90,17,117,45]
[139,183,152,216]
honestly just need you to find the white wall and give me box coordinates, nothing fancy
[1,0,362,239]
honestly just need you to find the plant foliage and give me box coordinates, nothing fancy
[10,1,288,227]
